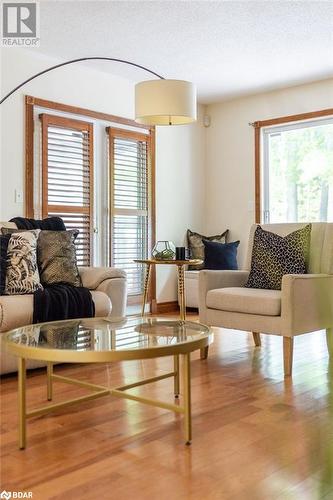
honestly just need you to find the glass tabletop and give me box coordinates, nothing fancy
[4,317,211,360]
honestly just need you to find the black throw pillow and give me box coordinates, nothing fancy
[0,234,11,295]
[245,224,311,290]
[9,216,66,231]
[203,239,239,270]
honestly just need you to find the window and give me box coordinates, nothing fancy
[26,96,156,306]
[254,110,333,223]
[40,114,94,266]
[108,127,153,300]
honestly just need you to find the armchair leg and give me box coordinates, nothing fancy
[326,328,333,357]
[283,337,294,377]
[252,332,261,347]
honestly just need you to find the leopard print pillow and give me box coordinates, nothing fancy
[245,224,311,290]
[37,230,82,287]
[5,230,43,295]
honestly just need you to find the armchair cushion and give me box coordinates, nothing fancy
[206,287,281,316]
[245,224,311,290]
[78,266,126,290]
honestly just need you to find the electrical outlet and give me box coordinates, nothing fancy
[15,189,23,203]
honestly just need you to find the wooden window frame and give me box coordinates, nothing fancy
[39,113,94,264]
[107,127,155,304]
[25,95,156,304]
[253,107,333,223]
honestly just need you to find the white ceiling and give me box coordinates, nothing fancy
[32,0,333,103]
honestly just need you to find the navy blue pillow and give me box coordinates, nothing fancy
[0,234,11,295]
[203,239,239,270]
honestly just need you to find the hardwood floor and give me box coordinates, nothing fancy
[1,318,333,500]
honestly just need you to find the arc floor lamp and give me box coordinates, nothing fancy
[0,56,197,126]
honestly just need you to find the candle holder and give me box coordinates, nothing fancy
[152,241,176,260]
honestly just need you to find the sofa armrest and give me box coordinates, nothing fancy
[199,270,249,323]
[281,274,333,336]
[78,266,126,290]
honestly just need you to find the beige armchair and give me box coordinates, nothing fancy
[0,222,127,374]
[199,223,333,376]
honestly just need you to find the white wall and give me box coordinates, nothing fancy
[155,107,206,301]
[0,48,206,302]
[3,48,331,301]
[205,78,333,266]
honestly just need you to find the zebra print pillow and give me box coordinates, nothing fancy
[5,230,43,295]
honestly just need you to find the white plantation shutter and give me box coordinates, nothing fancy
[108,128,153,299]
[40,114,94,266]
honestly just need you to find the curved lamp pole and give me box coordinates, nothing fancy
[0,56,197,125]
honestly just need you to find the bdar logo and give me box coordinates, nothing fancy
[0,491,11,500]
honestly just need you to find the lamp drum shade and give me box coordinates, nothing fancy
[135,79,197,125]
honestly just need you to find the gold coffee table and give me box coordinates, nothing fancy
[134,259,203,321]
[4,316,212,449]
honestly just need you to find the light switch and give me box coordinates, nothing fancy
[15,189,23,203]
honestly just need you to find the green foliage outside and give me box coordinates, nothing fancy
[269,123,333,222]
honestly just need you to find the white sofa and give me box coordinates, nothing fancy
[0,221,127,374]
[199,223,333,376]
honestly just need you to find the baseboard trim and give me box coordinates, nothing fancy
[151,300,179,314]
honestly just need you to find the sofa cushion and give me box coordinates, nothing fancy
[38,230,82,287]
[206,287,281,316]
[203,239,239,270]
[5,230,43,295]
[0,234,10,295]
[0,291,111,332]
[187,228,229,270]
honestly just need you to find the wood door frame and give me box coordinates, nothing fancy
[253,107,333,223]
[25,95,153,217]
[25,95,156,305]
[107,126,156,305]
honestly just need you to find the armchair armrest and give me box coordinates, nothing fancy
[281,274,333,336]
[78,266,126,290]
[199,270,249,323]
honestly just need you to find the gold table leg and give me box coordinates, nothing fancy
[141,263,152,317]
[174,355,180,398]
[183,353,192,445]
[175,264,186,396]
[15,352,197,448]
[47,362,53,401]
[177,264,186,322]
[18,358,26,450]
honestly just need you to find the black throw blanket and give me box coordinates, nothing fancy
[33,284,95,323]
[10,216,95,323]
[10,216,66,231]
